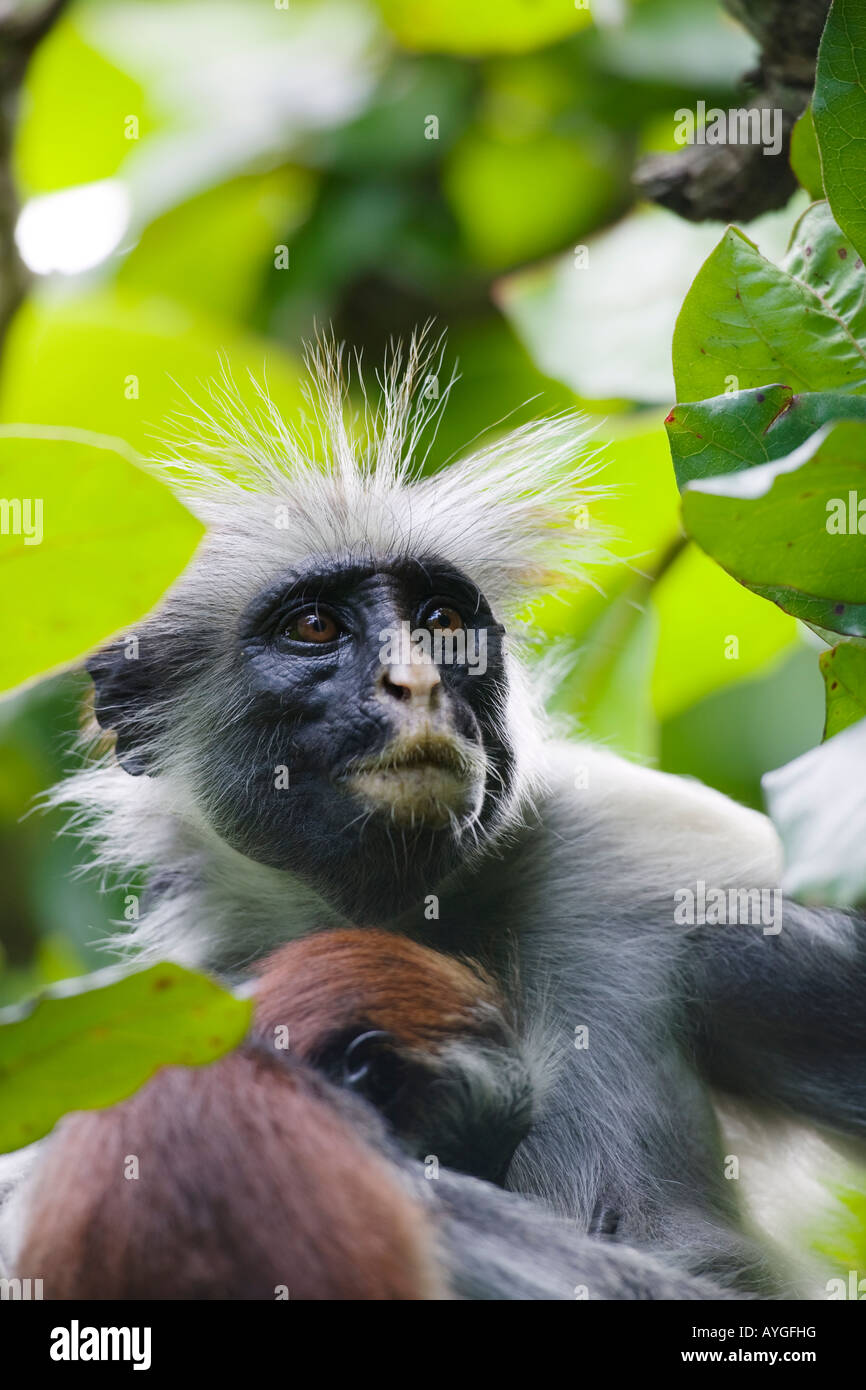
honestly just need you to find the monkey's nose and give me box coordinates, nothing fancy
[378,661,441,708]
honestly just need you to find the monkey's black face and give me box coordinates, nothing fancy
[193,555,515,920]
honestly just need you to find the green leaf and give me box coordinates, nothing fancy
[666,386,866,489]
[0,287,304,690]
[763,715,866,907]
[673,203,866,403]
[682,421,866,638]
[0,286,304,457]
[0,963,253,1153]
[501,201,808,405]
[375,0,591,55]
[820,641,866,739]
[790,107,825,200]
[0,433,202,694]
[813,0,866,261]
[15,21,149,195]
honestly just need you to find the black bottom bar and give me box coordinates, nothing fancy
[0,1298,857,1376]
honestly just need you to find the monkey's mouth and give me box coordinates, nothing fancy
[340,734,486,828]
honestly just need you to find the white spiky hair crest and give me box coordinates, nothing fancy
[152,329,606,621]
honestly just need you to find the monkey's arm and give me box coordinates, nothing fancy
[686,900,866,1138]
[429,1169,747,1300]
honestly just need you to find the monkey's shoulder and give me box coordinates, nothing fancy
[514,740,782,901]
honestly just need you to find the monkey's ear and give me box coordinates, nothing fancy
[87,634,167,776]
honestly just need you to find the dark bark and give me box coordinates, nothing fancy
[0,0,69,349]
[634,0,832,223]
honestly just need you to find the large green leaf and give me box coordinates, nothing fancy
[0,434,202,693]
[682,421,866,637]
[0,287,304,455]
[0,288,304,690]
[813,0,866,262]
[0,963,252,1153]
[375,0,591,55]
[763,715,866,907]
[673,203,866,403]
[666,386,866,489]
[820,641,866,739]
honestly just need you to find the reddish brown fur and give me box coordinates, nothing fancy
[253,927,505,1057]
[16,929,509,1299]
[18,1044,443,1300]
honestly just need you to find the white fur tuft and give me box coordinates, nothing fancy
[151,329,608,618]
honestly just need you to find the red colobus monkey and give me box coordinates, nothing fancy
[12,930,730,1300]
[13,334,858,1295]
[12,929,522,1300]
[17,1039,440,1301]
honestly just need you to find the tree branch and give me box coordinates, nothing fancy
[0,0,70,351]
[633,0,832,223]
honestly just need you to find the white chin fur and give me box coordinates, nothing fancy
[345,765,483,828]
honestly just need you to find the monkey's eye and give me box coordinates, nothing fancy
[284,609,341,644]
[420,603,464,634]
[341,1029,408,1106]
